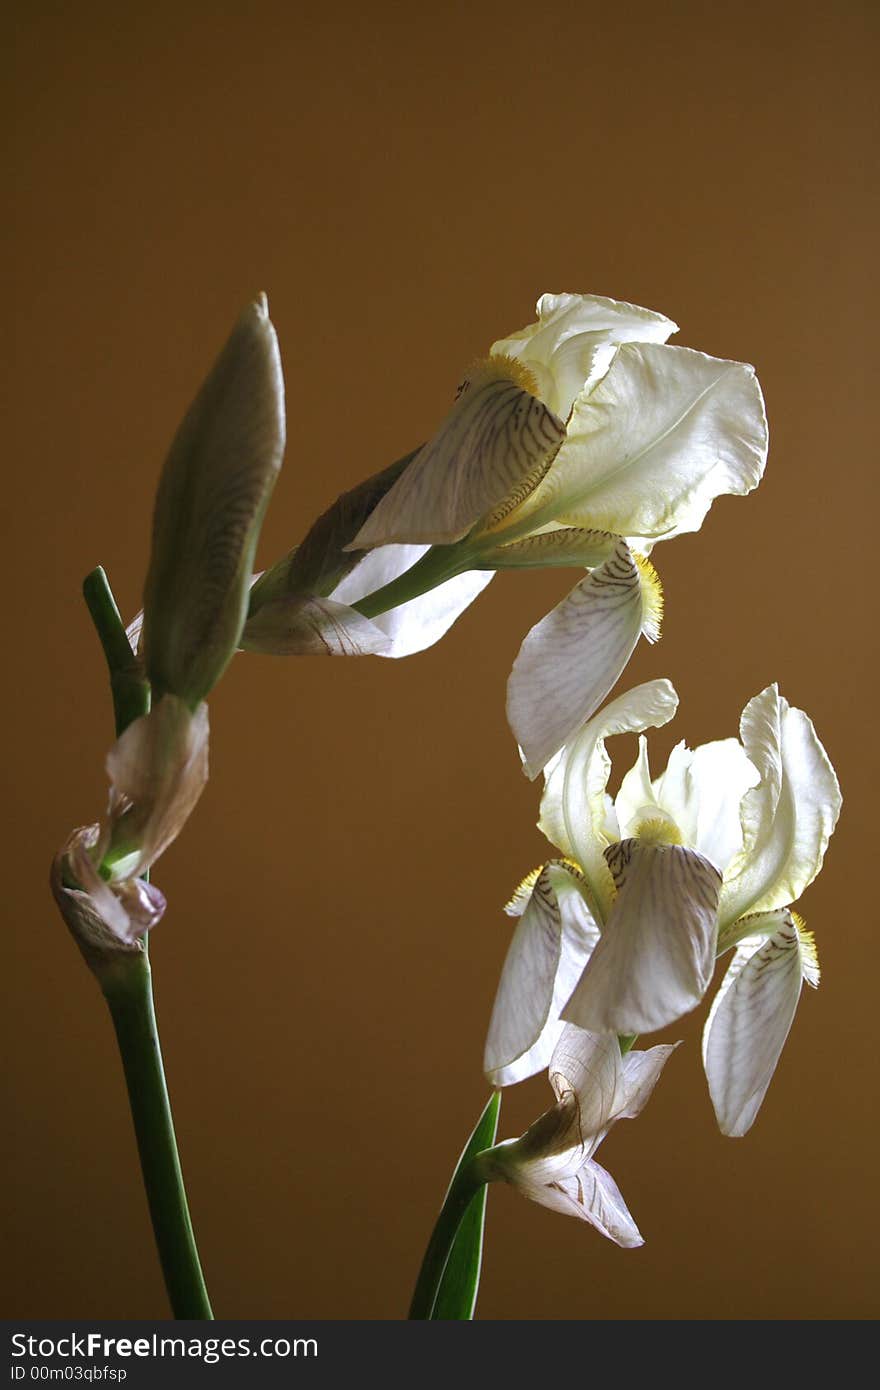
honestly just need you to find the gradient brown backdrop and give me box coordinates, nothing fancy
[5,1,877,1320]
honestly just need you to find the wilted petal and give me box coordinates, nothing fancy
[350,360,566,548]
[484,865,600,1087]
[508,540,657,779]
[513,343,767,544]
[719,686,842,924]
[539,679,679,923]
[143,296,286,704]
[104,696,209,876]
[703,912,818,1136]
[517,1158,644,1247]
[618,1043,680,1119]
[563,839,722,1034]
[51,826,167,964]
[491,291,677,420]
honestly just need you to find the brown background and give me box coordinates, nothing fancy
[5,1,877,1320]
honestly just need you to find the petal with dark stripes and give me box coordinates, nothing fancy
[562,839,722,1034]
[507,539,645,779]
[350,361,566,548]
[703,912,816,1136]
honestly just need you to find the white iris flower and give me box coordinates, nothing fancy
[484,679,841,1135]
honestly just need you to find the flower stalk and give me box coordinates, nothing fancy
[100,952,213,1319]
[82,567,212,1319]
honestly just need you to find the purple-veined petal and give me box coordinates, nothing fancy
[563,839,722,1034]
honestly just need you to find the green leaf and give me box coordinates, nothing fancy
[430,1091,501,1320]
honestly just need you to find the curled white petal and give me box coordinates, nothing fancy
[720,685,842,924]
[513,343,768,543]
[539,679,679,923]
[491,291,677,420]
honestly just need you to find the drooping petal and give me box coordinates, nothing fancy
[719,686,842,925]
[516,1158,644,1247]
[143,296,286,704]
[350,359,566,549]
[511,343,768,544]
[539,679,679,923]
[703,912,818,1136]
[563,839,722,1034]
[490,291,677,420]
[104,696,209,877]
[508,540,656,779]
[484,864,600,1087]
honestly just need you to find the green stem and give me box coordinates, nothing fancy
[101,954,213,1319]
[83,565,212,1319]
[82,566,150,733]
[408,1154,489,1320]
[352,543,475,619]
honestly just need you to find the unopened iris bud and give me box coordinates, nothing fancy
[143,295,285,706]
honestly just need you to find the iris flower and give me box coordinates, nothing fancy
[344,291,769,774]
[484,679,841,1134]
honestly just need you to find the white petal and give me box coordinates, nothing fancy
[105,696,209,875]
[484,865,599,1087]
[332,544,493,657]
[651,738,760,871]
[563,840,722,1034]
[507,540,646,779]
[618,1043,680,1119]
[491,291,677,420]
[614,735,657,837]
[547,1024,626,1135]
[513,343,768,543]
[517,1159,644,1247]
[350,362,566,548]
[719,686,842,924]
[539,679,679,923]
[703,913,809,1136]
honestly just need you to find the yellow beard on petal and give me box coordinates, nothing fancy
[632,815,683,847]
[634,552,664,643]
[792,910,821,987]
[459,352,540,400]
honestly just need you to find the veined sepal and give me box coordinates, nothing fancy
[703,908,819,1136]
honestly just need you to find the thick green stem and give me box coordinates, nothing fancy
[83,566,212,1319]
[101,954,213,1319]
[408,1155,489,1320]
